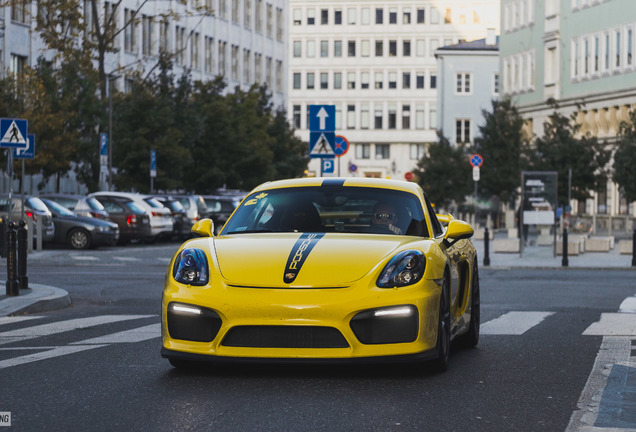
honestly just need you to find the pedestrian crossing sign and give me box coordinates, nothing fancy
[0,118,28,149]
[309,132,335,158]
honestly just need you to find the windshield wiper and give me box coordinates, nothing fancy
[226,229,273,234]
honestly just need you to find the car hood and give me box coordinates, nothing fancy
[213,233,423,287]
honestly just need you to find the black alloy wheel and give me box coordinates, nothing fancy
[68,228,91,250]
[432,276,451,372]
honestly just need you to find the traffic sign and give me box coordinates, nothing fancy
[309,105,335,132]
[0,118,28,149]
[309,132,336,157]
[473,166,480,181]
[14,134,35,159]
[404,171,414,181]
[349,163,358,173]
[322,158,335,174]
[150,149,157,178]
[470,153,483,167]
[334,135,349,157]
[100,133,108,156]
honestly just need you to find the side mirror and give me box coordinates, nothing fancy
[443,219,473,247]
[191,218,214,237]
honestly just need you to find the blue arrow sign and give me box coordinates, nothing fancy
[100,133,108,156]
[150,149,157,178]
[0,118,28,149]
[309,105,335,132]
[14,134,35,159]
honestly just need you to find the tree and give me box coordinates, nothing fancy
[474,97,529,206]
[413,133,472,212]
[613,109,636,202]
[530,100,610,206]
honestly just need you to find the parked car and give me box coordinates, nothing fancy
[202,193,245,232]
[89,192,173,240]
[40,199,119,249]
[88,195,152,244]
[169,194,208,227]
[39,193,110,219]
[153,196,190,239]
[0,195,55,243]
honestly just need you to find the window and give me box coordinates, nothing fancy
[416,105,425,129]
[403,8,411,24]
[616,29,621,68]
[321,9,328,24]
[376,144,390,159]
[416,72,425,89]
[293,41,301,57]
[307,40,315,58]
[254,1,262,32]
[307,72,315,89]
[416,40,426,57]
[219,0,227,18]
[388,105,396,129]
[403,72,411,89]
[456,119,471,143]
[244,0,251,28]
[347,105,355,129]
[628,28,633,66]
[205,36,215,73]
[242,48,250,83]
[361,8,369,24]
[175,26,186,65]
[361,72,369,89]
[429,109,437,129]
[347,8,356,24]
[232,0,239,23]
[388,72,397,89]
[142,15,154,56]
[402,105,411,129]
[361,105,369,129]
[293,72,301,89]
[374,107,383,129]
[348,41,356,57]
[334,41,342,57]
[403,40,411,57]
[125,9,137,53]
[410,143,424,159]
[10,54,27,78]
[374,72,383,89]
[375,41,383,57]
[389,8,397,24]
[192,32,200,70]
[356,144,370,159]
[431,7,440,24]
[594,36,600,73]
[430,74,437,89]
[255,53,262,82]
[375,8,383,24]
[307,9,315,25]
[218,41,226,76]
[231,45,239,81]
[455,73,471,94]
[597,188,607,214]
[293,105,301,129]
[417,8,425,24]
[493,73,500,95]
[348,72,356,89]
[11,0,28,23]
[293,8,301,25]
[389,40,397,56]
[160,21,169,53]
[335,10,342,25]
[334,72,342,89]
[320,72,328,89]
[321,40,328,57]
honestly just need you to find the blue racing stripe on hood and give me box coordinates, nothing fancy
[283,233,325,284]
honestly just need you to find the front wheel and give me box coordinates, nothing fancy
[431,277,451,372]
[459,262,480,348]
[68,229,91,250]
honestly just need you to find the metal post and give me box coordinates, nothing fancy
[632,229,636,267]
[562,227,569,267]
[17,220,28,290]
[5,222,18,296]
[0,219,5,258]
[108,76,113,192]
[483,226,491,266]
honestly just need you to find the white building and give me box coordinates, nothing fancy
[1,0,288,108]
[289,0,500,179]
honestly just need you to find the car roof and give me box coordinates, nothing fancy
[249,177,423,195]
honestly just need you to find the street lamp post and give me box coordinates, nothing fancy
[107,75,114,192]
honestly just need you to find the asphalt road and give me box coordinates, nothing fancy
[1,243,635,431]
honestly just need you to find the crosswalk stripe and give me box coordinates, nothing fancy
[0,345,107,370]
[113,257,141,262]
[0,316,43,326]
[481,311,554,335]
[71,323,160,344]
[583,313,636,336]
[71,256,98,261]
[0,315,154,345]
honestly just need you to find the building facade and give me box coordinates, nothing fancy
[289,0,500,179]
[1,0,288,108]
[435,33,500,147]
[499,0,636,217]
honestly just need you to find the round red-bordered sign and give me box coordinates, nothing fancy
[470,154,483,167]
[334,135,350,157]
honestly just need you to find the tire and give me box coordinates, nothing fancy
[68,229,91,250]
[460,262,480,348]
[431,276,451,372]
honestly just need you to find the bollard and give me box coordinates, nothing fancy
[5,221,19,296]
[632,229,636,267]
[18,220,28,290]
[0,219,5,259]
[483,227,491,266]
[562,227,569,267]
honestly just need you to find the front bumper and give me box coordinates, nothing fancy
[161,279,441,362]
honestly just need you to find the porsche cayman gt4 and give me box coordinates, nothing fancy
[161,177,480,371]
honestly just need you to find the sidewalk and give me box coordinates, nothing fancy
[0,282,70,317]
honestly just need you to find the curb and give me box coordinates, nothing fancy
[0,283,71,317]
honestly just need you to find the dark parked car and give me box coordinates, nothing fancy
[153,196,190,239]
[40,199,119,249]
[40,194,110,219]
[0,195,55,243]
[90,196,152,244]
[202,193,245,233]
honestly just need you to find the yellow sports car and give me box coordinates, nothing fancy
[161,177,480,371]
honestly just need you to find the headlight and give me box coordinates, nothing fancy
[376,250,425,288]
[172,248,209,286]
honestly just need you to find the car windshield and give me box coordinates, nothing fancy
[221,186,429,236]
[26,197,50,212]
[166,200,185,212]
[42,199,76,217]
[144,197,165,208]
[86,197,106,211]
[125,202,147,214]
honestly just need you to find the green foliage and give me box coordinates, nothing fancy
[474,97,529,205]
[530,100,610,205]
[613,109,636,202]
[413,134,472,211]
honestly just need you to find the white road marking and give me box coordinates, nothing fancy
[481,311,554,335]
[0,315,154,345]
[0,345,107,370]
[113,257,141,262]
[0,316,43,326]
[71,255,99,261]
[583,313,636,336]
[619,297,636,313]
[71,323,160,344]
